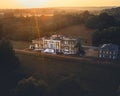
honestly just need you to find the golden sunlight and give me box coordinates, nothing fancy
[16,0,50,8]
[0,0,119,8]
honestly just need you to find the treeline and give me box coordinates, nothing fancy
[85,8,120,46]
[102,7,120,20]
[0,8,120,46]
[0,11,92,41]
[92,27,120,46]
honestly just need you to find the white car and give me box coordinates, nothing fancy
[43,49,56,54]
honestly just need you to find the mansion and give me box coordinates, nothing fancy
[29,35,77,54]
[98,43,119,60]
[29,35,119,59]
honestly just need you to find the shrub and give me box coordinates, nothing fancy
[12,76,48,96]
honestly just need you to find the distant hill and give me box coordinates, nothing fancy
[55,7,113,11]
[56,24,95,45]
[102,7,120,20]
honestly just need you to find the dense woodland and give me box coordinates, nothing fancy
[0,11,92,41]
[85,7,120,46]
[0,7,120,46]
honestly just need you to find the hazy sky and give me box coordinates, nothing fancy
[0,0,120,8]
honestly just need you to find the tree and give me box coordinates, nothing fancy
[12,76,48,96]
[0,39,19,70]
[0,38,20,96]
[75,36,85,56]
[52,78,86,96]
[80,10,92,24]
[92,27,120,46]
[0,23,3,39]
[85,13,116,30]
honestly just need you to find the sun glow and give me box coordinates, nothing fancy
[16,0,50,8]
[0,0,119,9]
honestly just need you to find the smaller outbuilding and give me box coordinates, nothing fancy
[98,43,119,60]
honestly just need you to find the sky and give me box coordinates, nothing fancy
[0,0,120,9]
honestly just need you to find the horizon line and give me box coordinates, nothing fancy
[0,6,119,10]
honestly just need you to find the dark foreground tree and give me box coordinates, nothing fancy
[52,78,87,96]
[12,76,48,96]
[0,38,20,96]
[0,23,3,39]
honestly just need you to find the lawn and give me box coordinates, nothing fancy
[16,51,120,96]
[11,40,31,50]
[56,24,94,45]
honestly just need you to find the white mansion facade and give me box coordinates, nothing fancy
[30,35,77,54]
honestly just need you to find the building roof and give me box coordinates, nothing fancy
[100,43,119,50]
[32,35,76,42]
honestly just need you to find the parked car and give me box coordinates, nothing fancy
[43,48,56,54]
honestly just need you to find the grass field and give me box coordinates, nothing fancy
[11,40,31,49]
[56,24,94,45]
[11,32,120,96]
[11,24,94,49]
[16,51,120,96]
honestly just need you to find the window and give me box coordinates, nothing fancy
[103,51,106,54]
[99,54,102,58]
[99,50,102,53]
[103,55,105,58]
[109,55,111,59]
[56,42,59,49]
[106,51,108,54]
[35,44,38,48]
[113,51,116,55]
[71,41,73,44]
[44,41,47,44]
[113,56,116,59]
[65,41,68,44]
[50,43,54,48]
